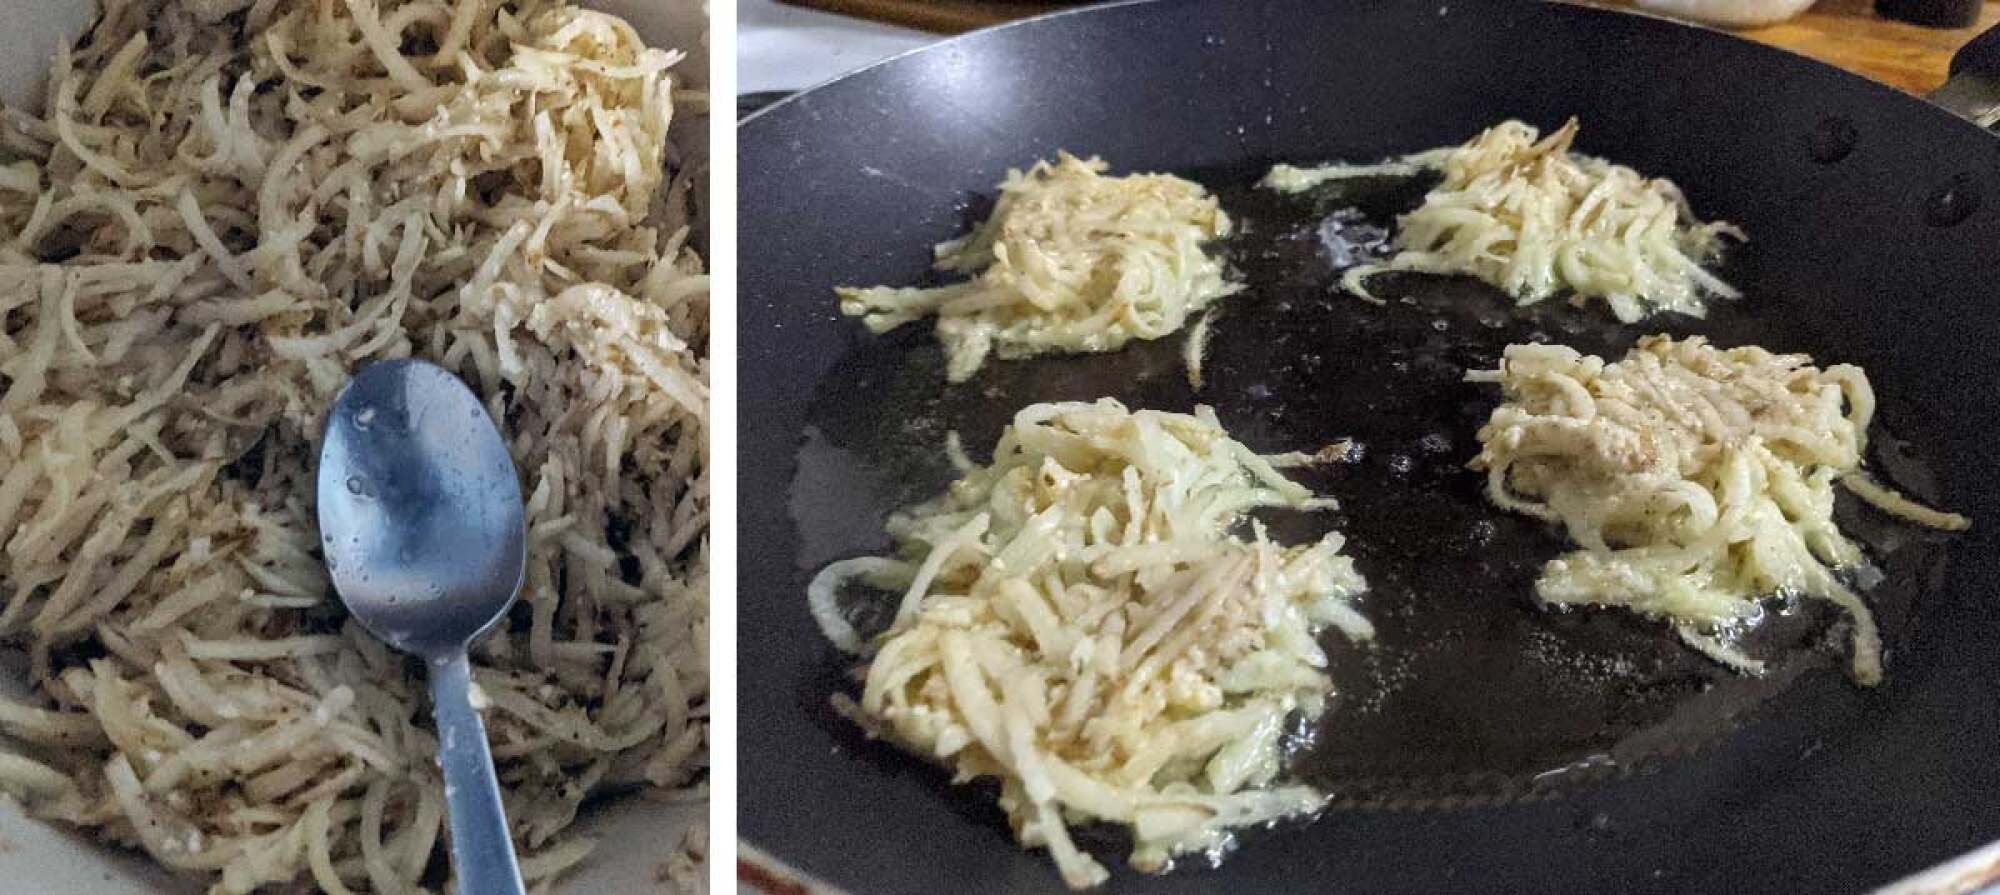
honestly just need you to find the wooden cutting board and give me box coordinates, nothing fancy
[779,0,1069,33]
[779,0,2000,94]
[1734,0,2000,92]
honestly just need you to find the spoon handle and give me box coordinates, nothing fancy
[429,650,528,895]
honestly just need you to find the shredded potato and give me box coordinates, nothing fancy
[1270,119,1742,322]
[661,822,708,895]
[1259,155,1446,193]
[836,153,1242,382]
[1469,336,1964,684]
[0,1,707,891]
[810,399,1370,889]
[1182,308,1217,390]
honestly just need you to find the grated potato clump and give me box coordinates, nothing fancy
[837,153,1242,382]
[1270,119,1743,322]
[0,0,707,891]
[810,399,1370,889]
[1468,336,1965,683]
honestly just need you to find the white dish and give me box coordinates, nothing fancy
[0,2,709,892]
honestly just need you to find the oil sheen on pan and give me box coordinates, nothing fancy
[786,162,1957,816]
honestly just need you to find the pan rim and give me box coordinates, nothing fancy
[736,0,2000,146]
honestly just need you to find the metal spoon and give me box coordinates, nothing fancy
[316,358,528,895]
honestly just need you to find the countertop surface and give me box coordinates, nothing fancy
[1672,0,1999,93]
[739,0,934,95]
[748,0,2000,97]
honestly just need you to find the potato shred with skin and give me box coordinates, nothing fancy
[837,153,1243,382]
[1468,336,1963,684]
[1272,119,1742,323]
[0,1,707,891]
[810,399,1371,889]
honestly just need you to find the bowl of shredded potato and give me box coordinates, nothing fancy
[0,1,709,892]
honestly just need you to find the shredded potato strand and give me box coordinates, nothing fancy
[1469,336,1965,684]
[1271,119,1742,322]
[811,400,1370,889]
[836,153,1242,382]
[0,1,707,891]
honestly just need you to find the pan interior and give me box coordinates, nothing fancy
[789,162,1958,814]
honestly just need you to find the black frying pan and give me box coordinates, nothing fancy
[739,2,2000,892]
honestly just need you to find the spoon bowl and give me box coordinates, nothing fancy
[318,358,526,657]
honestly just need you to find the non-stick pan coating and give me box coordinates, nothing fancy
[741,2,2000,892]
